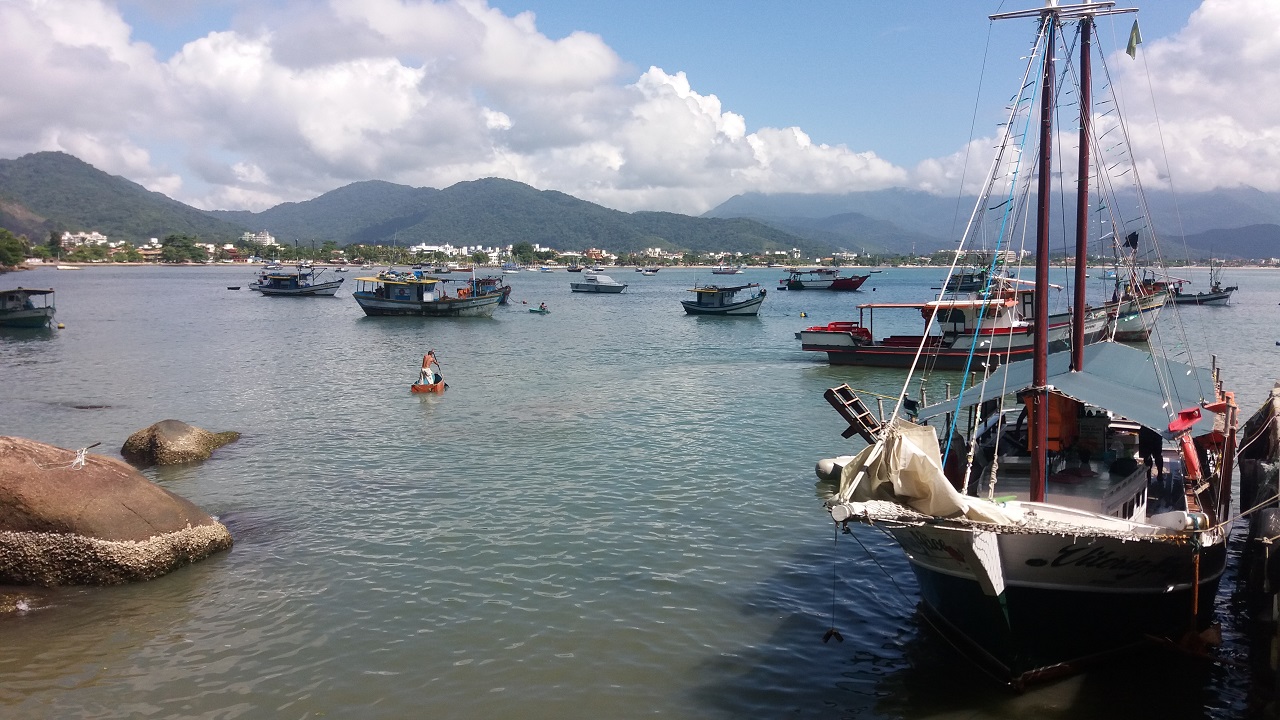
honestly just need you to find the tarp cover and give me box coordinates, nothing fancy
[917,342,1217,438]
[835,420,1010,524]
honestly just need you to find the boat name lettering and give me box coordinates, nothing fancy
[1046,545,1183,580]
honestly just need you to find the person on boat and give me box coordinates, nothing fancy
[539,302,548,311]
[1139,425,1165,483]
[418,350,442,385]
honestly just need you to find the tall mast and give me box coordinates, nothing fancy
[1030,12,1056,503]
[1071,15,1093,371]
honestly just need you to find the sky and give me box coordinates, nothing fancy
[0,0,1274,216]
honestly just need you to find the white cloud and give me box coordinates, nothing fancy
[0,0,1273,217]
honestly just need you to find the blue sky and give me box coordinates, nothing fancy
[0,0,1268,214]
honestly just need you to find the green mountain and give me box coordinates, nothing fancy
[707,187,1280,259]
[211,177,817,255]
[0,151,247,242]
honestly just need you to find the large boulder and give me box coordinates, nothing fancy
[0,436,233,586]
[121,419,239,466]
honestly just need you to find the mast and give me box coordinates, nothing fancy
[1072,14,1093,371]
[1030,11,1056,503]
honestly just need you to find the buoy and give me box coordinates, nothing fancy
[57,323,64,329]
[800,312,807,318]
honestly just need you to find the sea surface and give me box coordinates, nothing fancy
[1,264,1277,719]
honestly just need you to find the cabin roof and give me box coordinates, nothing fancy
[355,275,439,285]
[858,299,1016,310]
[689,283,757,293]
[2,288,55,295]
[917,342,1217,437]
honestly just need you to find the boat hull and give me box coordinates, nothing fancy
[888,521,1227,685]
[0,307,55,328]
[828,275,870,291]
[410,381,445,394]
[680,294,764,316]
[353,291,503,317]
[1106,290,1167,341]
[1171,289,1234,306]
[250,280,344,296]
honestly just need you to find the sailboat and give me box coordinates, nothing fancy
[814,2,1238,687]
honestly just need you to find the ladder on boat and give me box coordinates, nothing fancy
[824,385,883,444]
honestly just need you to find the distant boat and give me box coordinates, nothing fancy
[249,265,344,296]
[1170,260,1237,306]
[781,268,869,291]
[227,286,241,290]
[0,287,56,328]
[502,262,521,275]
[55,265,79,271]
[711,265,743,275]
[570,273,627,294]
[681,283,765,316]
[539,266,554,273]
[529,306,551,314]
[566,264,584,272]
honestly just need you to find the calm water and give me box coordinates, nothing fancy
[1,264,1277,719]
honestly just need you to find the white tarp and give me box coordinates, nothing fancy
[835,420,1010,524]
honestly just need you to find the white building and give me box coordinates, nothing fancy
[241,230,278,247]
[61,231,108,247]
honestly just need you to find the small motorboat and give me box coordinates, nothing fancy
[227,286,241,290]
[529,307,551,314]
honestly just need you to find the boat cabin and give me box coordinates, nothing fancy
[685,283,760,309]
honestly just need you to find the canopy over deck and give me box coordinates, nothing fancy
[918,342,1217,437]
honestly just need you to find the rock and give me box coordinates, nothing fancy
[121,419,240,466]
[0,436,233,586]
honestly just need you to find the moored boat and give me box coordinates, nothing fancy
[569,273,627,294]
[781,267,869,291]
[680,283,765,316]
[1170,261,1237,306]
[711,265,743,275]
[0,288,56,328]
[353,270,503,317]
[798,278,1109,369]
[811,1,1237,687]
[249,265,344,296]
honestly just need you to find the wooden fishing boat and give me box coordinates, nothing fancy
[353,271,503,317]
[813,2,1236,687]
[1170,261,1237,306]
[681,283,765,316]
[249,265,343,296]
[780,267,869,291]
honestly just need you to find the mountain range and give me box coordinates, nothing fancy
[0,151,1276,259]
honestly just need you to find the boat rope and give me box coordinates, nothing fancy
[35,442,100,471]
[823,522,844,644]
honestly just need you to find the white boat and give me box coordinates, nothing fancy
[814,2,1237,687]
[0,288,56,328]
[711,265,743,275]
[352,271,503,317]
[569,273,627,293]
[249,265,344,296]
[681,283,765,315]
[55,265,79,271]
